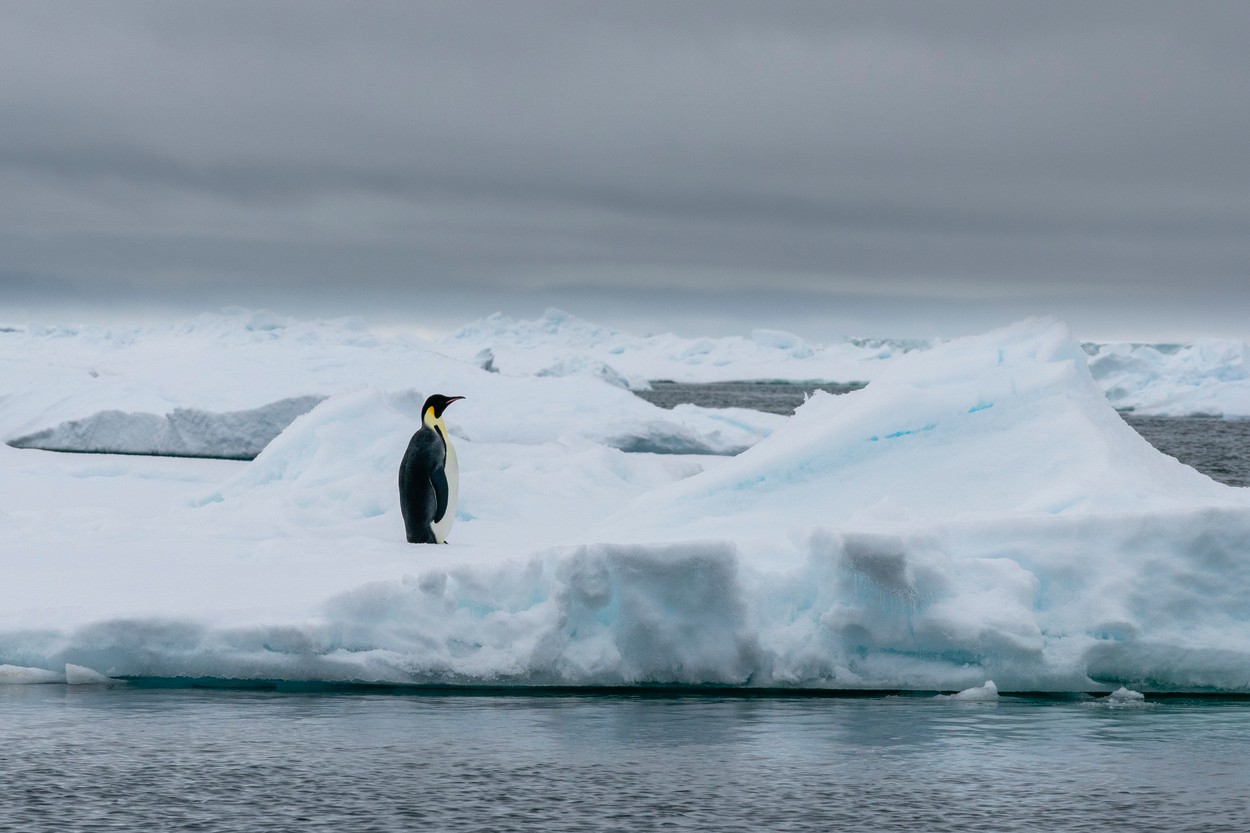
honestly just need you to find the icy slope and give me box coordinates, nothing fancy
[596,320,1237,543]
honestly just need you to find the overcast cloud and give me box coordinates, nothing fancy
[2,1,1248,338]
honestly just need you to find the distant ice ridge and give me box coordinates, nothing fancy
[445,309,1250,418]
[4,316,1250,692]
[439,308,913,388]
[1084,340,1250,417]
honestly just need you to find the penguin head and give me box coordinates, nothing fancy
[422,394,464,422]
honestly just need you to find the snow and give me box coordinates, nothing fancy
[3,309,1250,692]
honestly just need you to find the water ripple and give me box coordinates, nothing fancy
[2,688,1249,832]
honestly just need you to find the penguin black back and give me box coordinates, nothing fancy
[398,394,464,544]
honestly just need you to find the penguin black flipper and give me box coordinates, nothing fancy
[431,464,450,524]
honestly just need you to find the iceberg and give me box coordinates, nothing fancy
[946,680,999,701]
[2,312,1250,692]
[1084,340,1250,417]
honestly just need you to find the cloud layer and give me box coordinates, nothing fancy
[2,2,1248,337]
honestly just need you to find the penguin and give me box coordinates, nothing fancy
[398,393,464,544]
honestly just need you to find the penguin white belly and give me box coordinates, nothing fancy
[431,437,459,544]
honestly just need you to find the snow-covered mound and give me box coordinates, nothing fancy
[4,314,1250,692]
[1084,340,1250,417]
[596,320,1237,542]
[8,395,324,459]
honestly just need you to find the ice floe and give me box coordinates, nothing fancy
[3,310,1250,692]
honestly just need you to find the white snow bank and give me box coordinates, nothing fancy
[4,314,1250,692]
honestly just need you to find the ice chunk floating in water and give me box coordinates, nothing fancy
[944,681,999,701]
[4,315,1250,692]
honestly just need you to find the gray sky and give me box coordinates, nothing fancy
[2,2,1248,340]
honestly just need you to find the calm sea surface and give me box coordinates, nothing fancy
[635,380,1250,487]
[2,686,1249,833]
[4,382,1249,832]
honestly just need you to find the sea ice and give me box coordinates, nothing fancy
[3,312,1250,691]
[64,663,114,685]
[1085,340,1250,416]
[0,665,63,685]
[1103,686,1148,707]
[946,680,999,701]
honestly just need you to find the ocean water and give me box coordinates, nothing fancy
[1,686,1247,832]
[635,381,1250,486]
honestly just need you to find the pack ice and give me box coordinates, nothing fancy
[1,312,1249,692]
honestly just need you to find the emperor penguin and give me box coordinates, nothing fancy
[398,393,464,544]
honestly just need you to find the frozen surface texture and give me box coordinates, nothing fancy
[2,311,1250,691]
